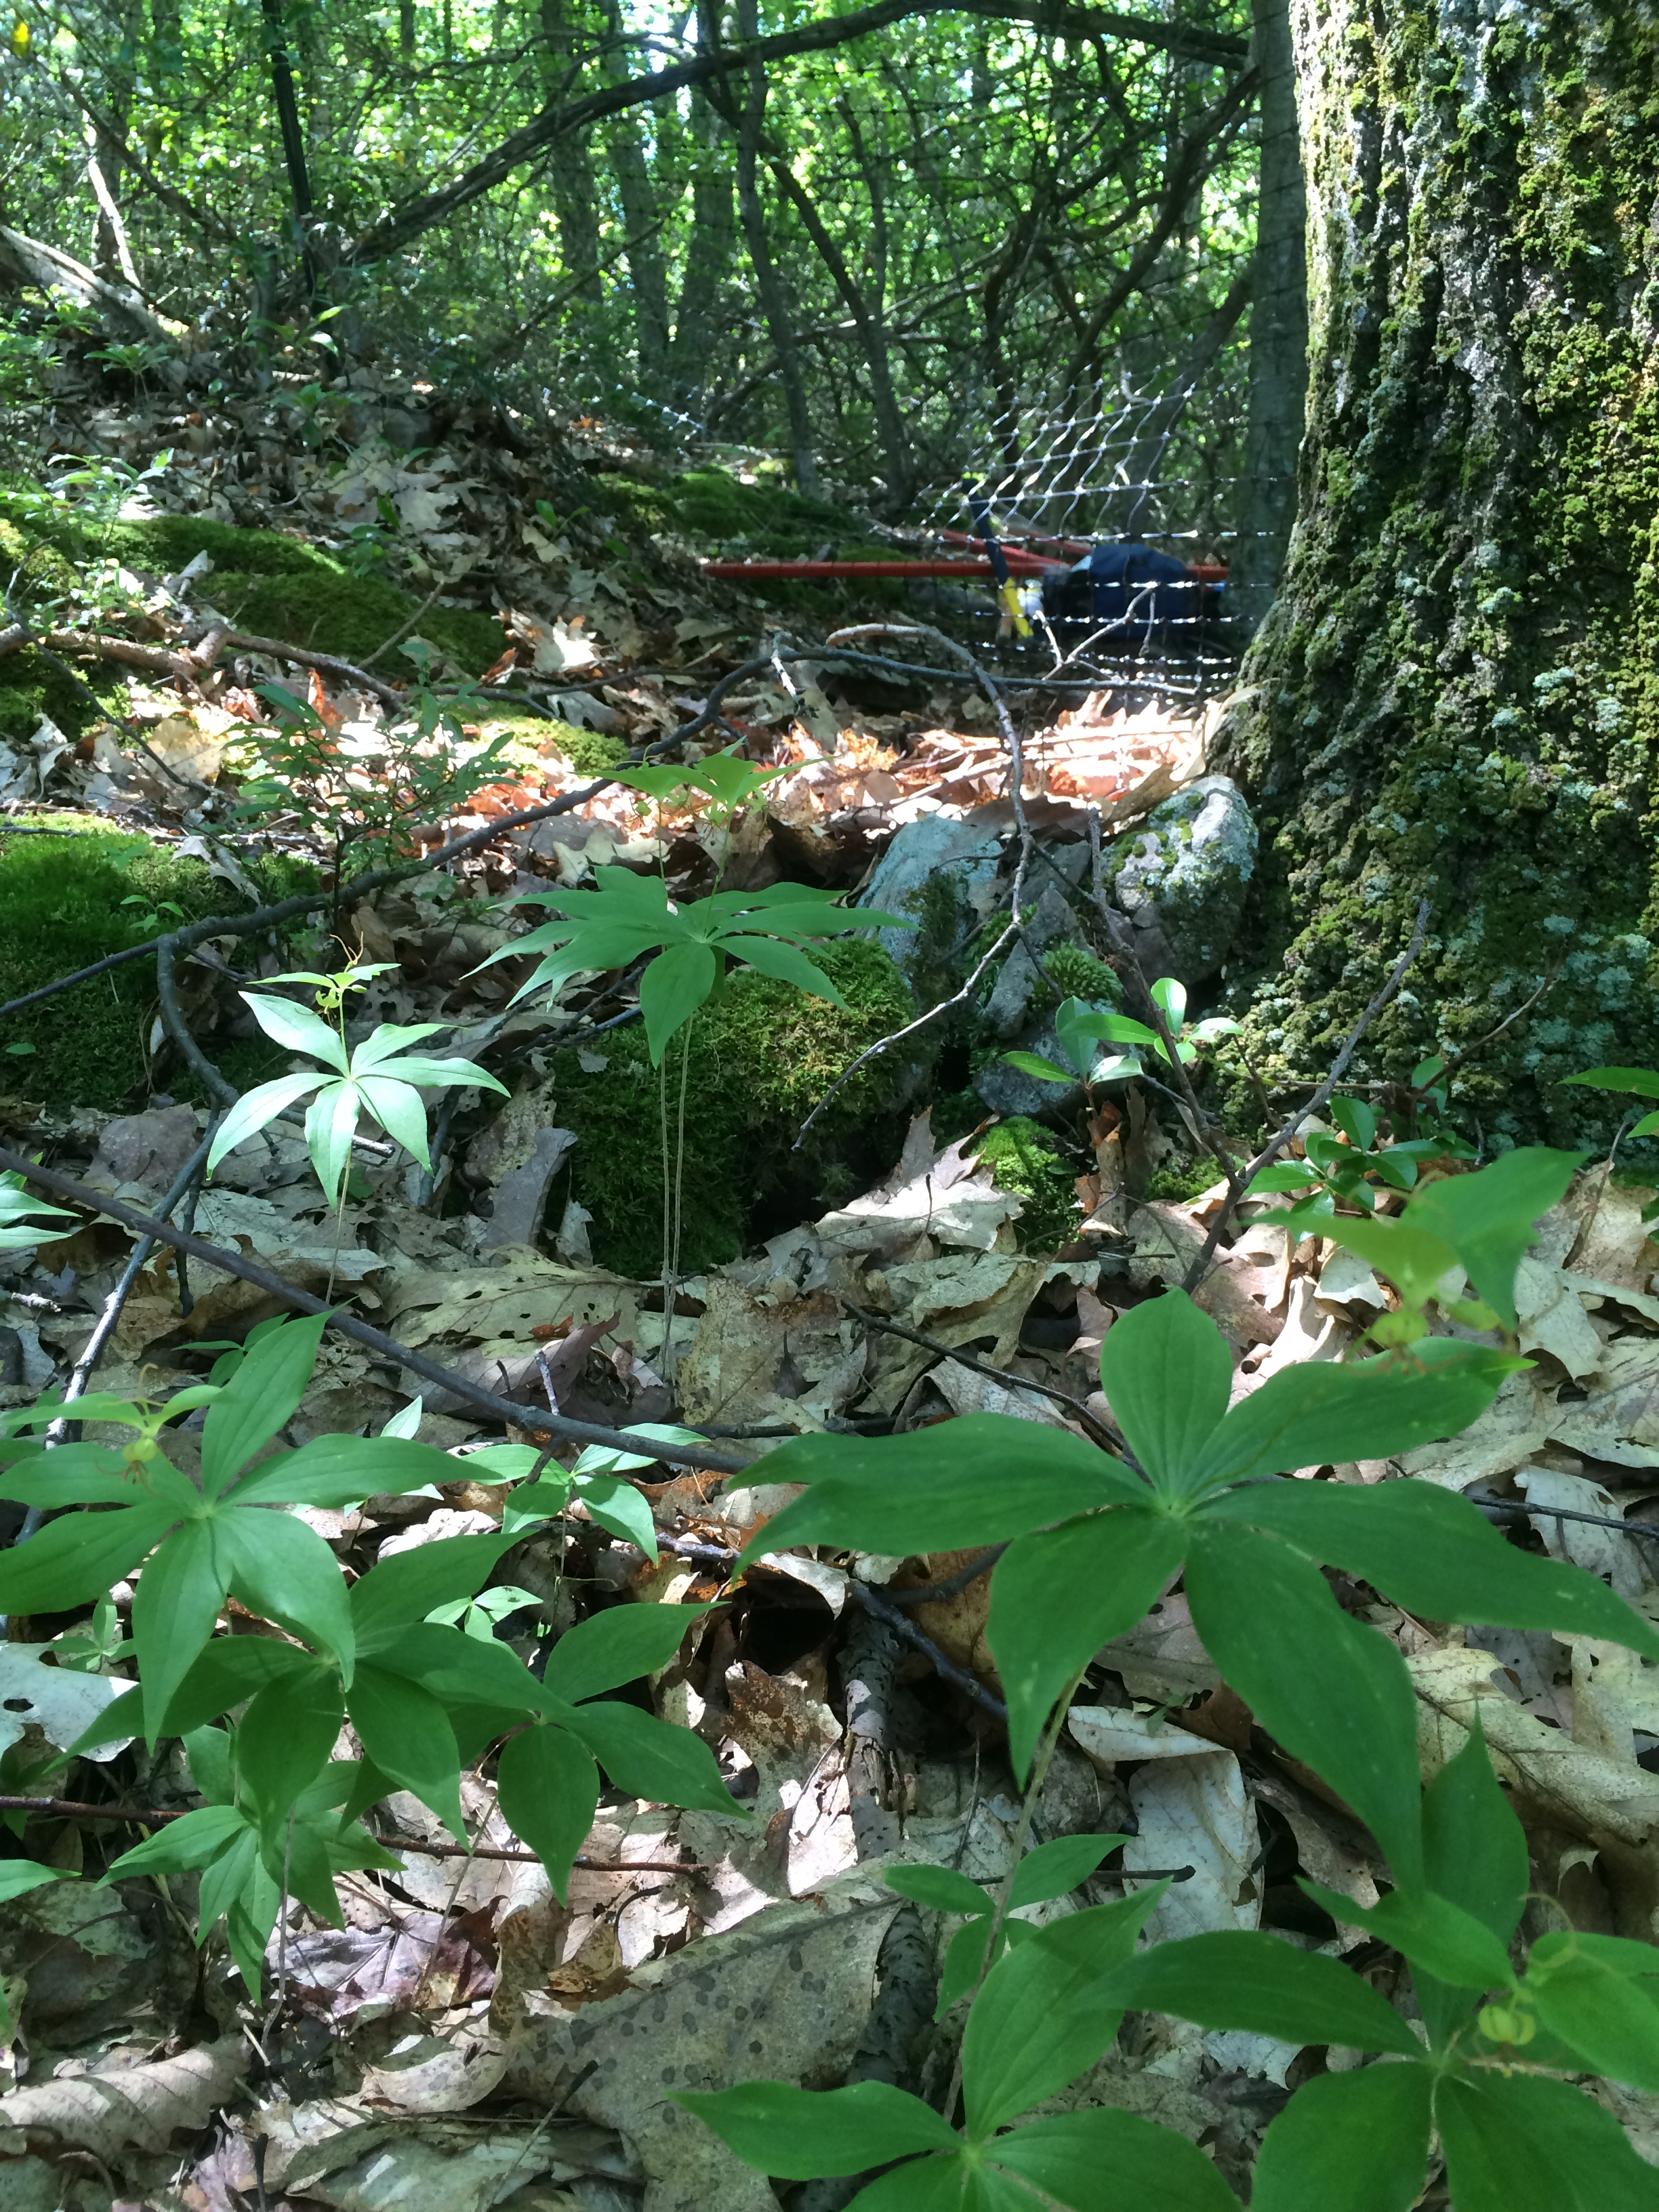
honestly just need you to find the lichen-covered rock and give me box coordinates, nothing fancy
[972,1017,1082,1119]
[859,814,1002,987]
[1104,775,1256,985]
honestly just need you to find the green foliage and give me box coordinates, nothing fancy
[1249,1080,1477,1216]
[0,822,214,1105]
[0,1318,743,1994]
[205,962,508,1204]
[501,763,909,1064]
[542,722,630,776]
[975,1116,1081,1251]
[1040,941,1122,1008]
[547,935,920,1275]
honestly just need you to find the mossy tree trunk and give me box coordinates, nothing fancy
[1217,0,1659,1147]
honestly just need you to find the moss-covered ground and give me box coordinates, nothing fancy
[0,819,312,1109]
[975,1115,1083,1251]
[547,936,922,1276]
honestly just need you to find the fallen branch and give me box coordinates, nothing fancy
[0,1795,699,1870]
[0,1148,748,1475]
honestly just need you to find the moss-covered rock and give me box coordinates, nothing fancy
[975,1115,1082,1252]
[0,820,312,1108]
[547,935,922,1276]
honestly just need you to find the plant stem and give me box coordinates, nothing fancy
[942,1665,1090,2125]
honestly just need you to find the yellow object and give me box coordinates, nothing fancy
[999,581,1031,638]
[11,18,28,54]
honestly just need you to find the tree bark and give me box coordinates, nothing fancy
[536,0,605,306]
[1215,0,1659,1145]
[668,81,737,413]
[1229,0,1306,632]
[732,0,819,495]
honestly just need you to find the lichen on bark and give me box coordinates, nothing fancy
[1215,0,1659,1149]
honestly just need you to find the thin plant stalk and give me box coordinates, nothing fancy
[943,1665,1090,2127]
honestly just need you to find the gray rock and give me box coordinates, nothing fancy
[983,882,1086,1039]
[972,1018,1082,1118]
[859,815,1002,974]
[1104,775,1256,984]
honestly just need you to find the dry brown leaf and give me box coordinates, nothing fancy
[501,1874,898,2212]
[0,2037,245,2160]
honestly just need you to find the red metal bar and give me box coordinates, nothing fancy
[700,558,1056,580]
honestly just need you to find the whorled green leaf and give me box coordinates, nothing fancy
[0,1859,75,1903]
[104,1803,250,1880]
[985,2107,1242,2210]
[1435,2069,1659,2212]
[495,1723,600,1900]
[884,1863,991,1917]
[671,2080,958,2179]
[234,1669,344,1828]
[1099,1930,1420,2055]
[1203,1477,1659,1658]
[560,1698,740,1815]
[738,1416,1145,1565]
[539,1603,712,1705]
[132,1515,232,1742]
[987,1506,1187,1778]
[1415,1717,1530,2047]
[346,1662,466,1839]
[1297,1883,1515,1994]
[1250,2064,1433,2212]
[199,1312,330,1498]
[962,1891,1164,2139]
[1406,1147,1583,1330]
[1185,1523,1425,1885]
[1525,1948,1659,2091]
[1186,1341,1520,1496]
[216,1507,355,1680]
[1006,1834,1132,1910]
[350,1532,520,1636]
[1095,1290,1231,1494]
[0,1498,175,1619]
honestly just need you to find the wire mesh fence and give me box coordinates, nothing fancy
[909,365,1252,703]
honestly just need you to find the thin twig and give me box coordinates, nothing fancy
[1179,898,1432,1294]
[1468,1493,1659,1547]
[0,1147,748,1475]
[844,1302,1120,1454]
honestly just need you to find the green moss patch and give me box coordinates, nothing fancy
[546,935,921,1276]
[975,1115,1082,1253]
[0,821,316,1109]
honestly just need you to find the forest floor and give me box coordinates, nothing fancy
[3,370,1659,2212]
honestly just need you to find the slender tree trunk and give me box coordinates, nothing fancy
[1229,0,1307,632]
[260,0,317,302]
[600,0,672,393]
[667,81,736,413]
[1216,0,1659,1144]
[536,0,604,304]
[731,0,819,493]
